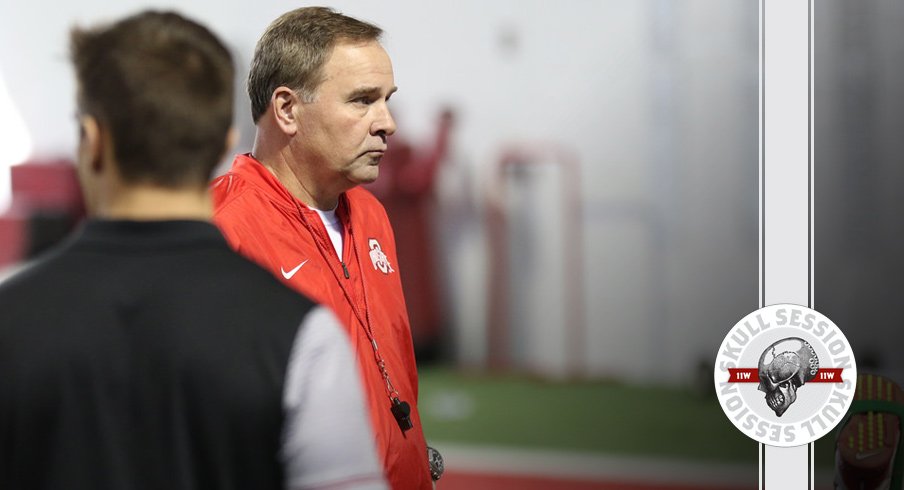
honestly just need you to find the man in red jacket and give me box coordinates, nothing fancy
[212,7,437,489]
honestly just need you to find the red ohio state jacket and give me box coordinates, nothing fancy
[211,154,432,490]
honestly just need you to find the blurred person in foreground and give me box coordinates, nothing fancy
[0,11,384,490]
[211,7,438,488]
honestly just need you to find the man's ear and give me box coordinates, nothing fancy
[270,86,302,136]
[78,115,104,174]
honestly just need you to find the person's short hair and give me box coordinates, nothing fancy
[71,11,234,188]
[247,7,382,123]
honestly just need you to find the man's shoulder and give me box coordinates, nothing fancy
[212,172,261,213]
[216,250,320,313]
[0,261,51,305]
[211,173,285,234]
[211,155,282,213]
[0,241,73,296]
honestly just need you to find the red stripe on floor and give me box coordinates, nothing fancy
[440,471,751,490]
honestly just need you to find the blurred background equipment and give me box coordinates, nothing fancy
[485,144,584,377]
[0,160,84,279]
[366,109,454,361]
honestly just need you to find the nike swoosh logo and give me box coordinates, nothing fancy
[855,449,884,461]
[281,259,309,280]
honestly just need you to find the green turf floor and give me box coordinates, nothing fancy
[417,366,836,467]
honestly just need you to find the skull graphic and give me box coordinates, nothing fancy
[757,337,819,417]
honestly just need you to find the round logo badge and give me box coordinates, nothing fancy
[714,304,857,447]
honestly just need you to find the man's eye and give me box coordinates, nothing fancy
[352,97,373,105]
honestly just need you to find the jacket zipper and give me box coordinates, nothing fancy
[306,203,352,281]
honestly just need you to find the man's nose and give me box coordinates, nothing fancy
[372,103,397,139]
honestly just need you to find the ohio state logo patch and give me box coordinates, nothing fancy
[368,238,394,274]
[714,304,857,447]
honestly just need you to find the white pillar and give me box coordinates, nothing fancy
[760,0,813,487]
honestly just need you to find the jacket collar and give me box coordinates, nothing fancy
[229,153,353,229]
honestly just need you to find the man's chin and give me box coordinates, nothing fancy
[351,168,379,185]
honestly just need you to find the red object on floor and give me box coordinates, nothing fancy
[440,471,751,490]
